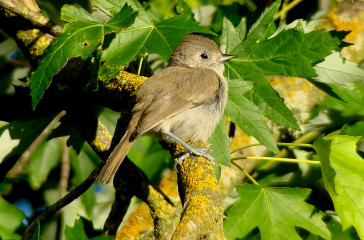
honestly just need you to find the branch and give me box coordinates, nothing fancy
[0,0,50,27]
[0,0,61,65]
[173,155,224,239]
[8,111,66,178]
[22,164,101,240]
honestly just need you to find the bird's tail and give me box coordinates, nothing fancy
[98,130,134,183]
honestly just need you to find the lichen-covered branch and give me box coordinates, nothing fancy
[173,156,224,240]
[0,0,61,65]
[0,0,49,27]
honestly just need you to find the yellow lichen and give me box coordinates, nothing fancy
[16,29,40,46]
[29,34,53,57]
[106,71,148,95]
[318,1,364,63]
[116,202,154,239]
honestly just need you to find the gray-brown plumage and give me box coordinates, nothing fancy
[99,35,233,183]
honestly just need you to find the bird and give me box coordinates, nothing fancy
[98,34,234,183]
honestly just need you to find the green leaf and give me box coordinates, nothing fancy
[0,122,19,163]
[65,217,89,240]
[1,116,55,162]
[29,4,137,109]
[176,0,193,18]
[104,5,138,33]
[305,216,360,240]
[228,29,341,79]
[128,136,171,182]
[224,184,330,240]
[243,0,281,45]
[209,118,231,166]
[330,82,364,105]
[0,197,26,240]
[65,217,112,240]
[70,145,99,217]
[98,63,124,83]
[314,133,364,239]
[243,73,300,131]
[311,51,364,105]
[101,0,215,65]
[220,17,246,54]
[270,19,323,38]
[221,17,300,153]
[220,3,343,152]
[313,51,364,89]
[225,79,279,153]
[27,138,62,189]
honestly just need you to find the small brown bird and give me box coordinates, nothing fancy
[99,34,234,183]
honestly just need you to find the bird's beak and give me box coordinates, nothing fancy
[219,54,234,63]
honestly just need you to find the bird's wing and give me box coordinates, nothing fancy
[131,66,220,138]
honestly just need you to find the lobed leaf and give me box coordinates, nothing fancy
[220,17,246,54]
[313,51,364,88]
[101,0,214,65]
[221,5,343,151]
[314,133,364,239]
[225,80,278,153]
[29,4,137,109]
[224,184,330,240]
[229,29,341,79]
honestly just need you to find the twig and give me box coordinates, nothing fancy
[56,137,70,240]
[22,164,102,240]
[137,57,143,75]
[0,0,50,27]
[231,161,259,185]
[231,142,313,154]
[274,0,303,21]
[9,111,66,178]
[59,136,70,198]
[232,156,321,165]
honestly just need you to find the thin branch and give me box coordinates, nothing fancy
[59,136,70,199]
[232,156,321,165]
[137,57,143,75]
[56,137,70,240]
[274,0,303,21]
[9,111,66,178]
[0,0,51,27]
[22,164,102,240]
[231,142,313,154]
[231,161,259,185]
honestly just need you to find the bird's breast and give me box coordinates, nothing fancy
[160,74,228,142]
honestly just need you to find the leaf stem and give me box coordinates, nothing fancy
[232,156,320,165]
[274,0,303,21]
[231,161,259,185]
[137,57,143,75]
[231,142,313,153]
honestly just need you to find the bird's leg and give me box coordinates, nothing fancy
[174,152,190,169]
[162,129,215,162]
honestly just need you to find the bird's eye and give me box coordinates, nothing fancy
[200,53,208,59]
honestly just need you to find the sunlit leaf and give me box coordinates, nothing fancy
[314,133,364,239]
[224,184,330,240]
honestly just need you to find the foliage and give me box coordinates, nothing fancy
[1,0,364,239]
[224,185,330,240]
[315,133,364,239]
